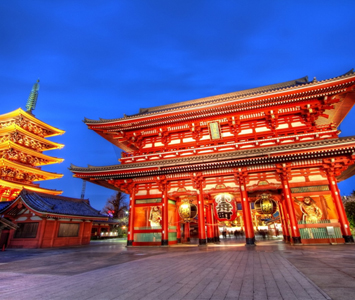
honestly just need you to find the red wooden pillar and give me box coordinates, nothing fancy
[212,204,220,242]
[176,203,181,243]
[78,221,85,245]
[279,170,301,244]
[38,219,47,248]
[127,190,135,246]
[50,220,58,247]
[156,177,169,246]
[161,186,169,246]
[326,170,354,243]
[206,204,214,243]
[278,201,289,242]
[236,172,255,245]
[192,173,206,245]
[184,222,190,242]
[197,187,207,245]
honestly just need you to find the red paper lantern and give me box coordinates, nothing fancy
[213,193,237,222]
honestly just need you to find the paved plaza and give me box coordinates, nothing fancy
[0,238,355,300]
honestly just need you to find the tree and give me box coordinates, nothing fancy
[345,201,355,231]
[101,191,128,219]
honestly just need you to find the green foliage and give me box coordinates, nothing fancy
[116,226,127,238]
[101,191,128,219]
[345,201,355,230]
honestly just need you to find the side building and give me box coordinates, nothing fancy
[0,190,105,248]
[70,70,355,246]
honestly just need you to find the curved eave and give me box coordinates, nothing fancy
[0,158,63,180]
[0,124,64,150]
[70,136,355,179]
[316,90,355,128]
[0,179,62,195]
[0,141,64,165]
[85,71,355,128]
[0,108,65,137]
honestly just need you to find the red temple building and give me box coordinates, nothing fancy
[70,70,355,246]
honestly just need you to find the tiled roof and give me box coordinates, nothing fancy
[83,69,355,124]
[17,190,106,219]
[131,77,309,116]
[84,76,308,124]
[0,201,14,214]
[70,135,355,175]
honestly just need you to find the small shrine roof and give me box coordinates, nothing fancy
[0,190,106,219]
[84,69,354,124]
[0,201,13,213]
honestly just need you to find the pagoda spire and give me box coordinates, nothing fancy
[26,79,40,113]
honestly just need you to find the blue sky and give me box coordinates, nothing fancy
[1,1,355,210]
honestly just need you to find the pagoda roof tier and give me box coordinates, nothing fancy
[70,135,355,182]
[0,189,106,220]
[0,108,65,137]
[0,124,64,151]
[84,70,355,129]
[0,141,64,166]
[0,178,62,195]
[1,158,63,181]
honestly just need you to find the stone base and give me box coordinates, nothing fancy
[292,237,302,244]
[187,237,190,242]
[127,240,133,246]
[177,238,182,243]
[245,237,255,245]
[161,239,169,246]
[207,237,214,243]
[344,235,355,243]
[199,239,207,246]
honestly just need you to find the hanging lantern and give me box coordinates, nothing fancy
[213,193,237,222]
[254,193,277,216]
[178,199,198,222]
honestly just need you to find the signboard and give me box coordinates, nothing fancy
[208,121,221,140]
[213,193,237,222]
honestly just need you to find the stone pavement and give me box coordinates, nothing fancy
[0,238,354,300]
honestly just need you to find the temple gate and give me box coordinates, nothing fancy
[71,70,355,246]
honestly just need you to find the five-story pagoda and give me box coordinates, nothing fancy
[0,80,64,201]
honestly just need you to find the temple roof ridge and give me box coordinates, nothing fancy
[84,69,355,124]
